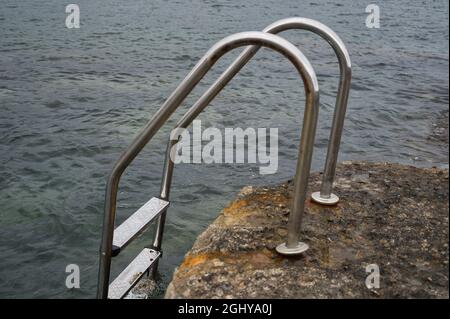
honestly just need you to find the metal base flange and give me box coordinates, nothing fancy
[275,242,309,256]
[311,191,339,205]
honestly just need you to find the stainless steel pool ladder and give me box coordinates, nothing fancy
[97,18,351,299]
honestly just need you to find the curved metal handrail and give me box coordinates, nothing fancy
[266,18,351,205]
[160,17,351,208]
[97,31,320,299]
[150,17,351,278]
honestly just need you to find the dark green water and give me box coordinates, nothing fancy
[0,0,448,298]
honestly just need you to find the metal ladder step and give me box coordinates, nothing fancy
[112,197,169,256]
[108,248,161,299]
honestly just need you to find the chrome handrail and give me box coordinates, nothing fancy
[97,31,320,299]
[266,18,351,205]
[161,17,351,207]
[150,17,351,276]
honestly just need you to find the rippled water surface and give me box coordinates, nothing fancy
[0,0,448,298]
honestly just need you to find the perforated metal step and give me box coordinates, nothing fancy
[112,197,169,256]
[108,248,160,299]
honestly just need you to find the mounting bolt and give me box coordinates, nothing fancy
[275,242,309,256]
[311,191,339,205]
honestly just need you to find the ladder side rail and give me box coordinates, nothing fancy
[152,17,352,274]
[153,32,321,265]
[98,31,319,299]
[160,17,352,206]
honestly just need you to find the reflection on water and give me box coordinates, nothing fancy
[0,0,448,298]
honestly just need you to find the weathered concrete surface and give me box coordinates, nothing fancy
[165,162,449,299]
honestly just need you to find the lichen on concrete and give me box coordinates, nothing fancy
[164,162,449,299]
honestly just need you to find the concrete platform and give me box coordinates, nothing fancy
[164,162,449,299]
